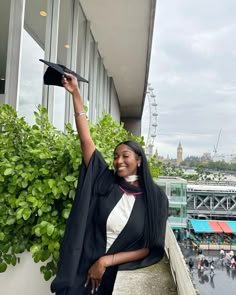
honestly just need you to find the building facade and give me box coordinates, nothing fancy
[0,0,156,134]
[0,1,166,295]
[157,176,187,229]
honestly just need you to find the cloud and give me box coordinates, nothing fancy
[142,0,236,159]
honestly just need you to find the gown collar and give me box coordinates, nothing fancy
[118,177,143,195]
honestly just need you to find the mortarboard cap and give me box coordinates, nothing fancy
[40,59,88,87]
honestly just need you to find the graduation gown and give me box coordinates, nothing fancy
[51,150,168,295]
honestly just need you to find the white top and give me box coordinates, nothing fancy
[106,192,135,252]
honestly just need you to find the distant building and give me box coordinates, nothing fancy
[158,142,184,166]
[177,142,183,166]
[200,153,211,163]
[158,156,176,165]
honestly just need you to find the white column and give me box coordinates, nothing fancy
[5,0,25,109]
[104,73,108,113]
[91,43,99,122]
[107,77,111,113]
[82,21,91,107]
[0,94,5,104]
[98,61,104,118]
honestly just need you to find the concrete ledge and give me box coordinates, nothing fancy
[113,255,177,295]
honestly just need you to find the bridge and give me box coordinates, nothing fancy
[187,182,236,219]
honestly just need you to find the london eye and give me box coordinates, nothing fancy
[145,84,158,157]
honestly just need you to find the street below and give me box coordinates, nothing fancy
[181,246,236,295]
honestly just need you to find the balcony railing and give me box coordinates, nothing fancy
[165,223,197,295]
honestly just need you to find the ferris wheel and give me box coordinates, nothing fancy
[145,84,158,157]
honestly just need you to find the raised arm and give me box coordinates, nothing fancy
[62,73,95,166]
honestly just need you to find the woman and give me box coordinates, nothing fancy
[51,73,168,295]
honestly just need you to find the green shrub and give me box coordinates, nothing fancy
[0,104,144,280]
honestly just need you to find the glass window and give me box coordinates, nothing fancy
[0,0,11,94]
[169,207,181,217]
[103,67,107,113]
[96,56,103,120]
[76,5,86,84]
[18,0,47,124]
[170,183,182,197]
[72,4,86,130]
[54,0,73,131]
[106,77,110,113]
[182,184,186,196]
[98,63,104,118]
[88,36,95,120]
[92,47,99,122]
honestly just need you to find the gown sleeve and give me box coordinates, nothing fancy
[51,150,108,293]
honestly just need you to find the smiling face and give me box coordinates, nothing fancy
[113,144,141,178]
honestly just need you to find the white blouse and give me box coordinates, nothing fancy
[106,192,135,252]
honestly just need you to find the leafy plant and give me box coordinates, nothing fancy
[0,104,145,280]
[148,156,164,178]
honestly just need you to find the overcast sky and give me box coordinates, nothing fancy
[142,0,236,160]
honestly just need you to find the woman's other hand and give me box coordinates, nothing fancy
[61,72,79,94]
[85,256,109,293]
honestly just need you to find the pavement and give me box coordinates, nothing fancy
[113,255,177,295]
[181,246,236,295]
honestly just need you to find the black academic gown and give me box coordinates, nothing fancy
[51,150,168,295]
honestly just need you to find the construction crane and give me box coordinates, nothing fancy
[213,129,222,159]
[212,130,236,162]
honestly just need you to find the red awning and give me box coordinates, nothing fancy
[218,221,233,233]
[208,220,223,233]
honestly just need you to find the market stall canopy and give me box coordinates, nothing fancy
[208,220,223,233]
[223,221,236,233]
[190,219,215,233]
[189,219,236,234]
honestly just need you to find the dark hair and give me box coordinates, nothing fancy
[114,140,161,247]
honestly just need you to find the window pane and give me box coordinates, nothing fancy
[169,208,181,217]
[0,0,11,94]
[18,0,47,124]
[73,5,86,130]
[77,6,86,79]
[88,36,94,120]
[54,0,73,131]
[170,183,182,197]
